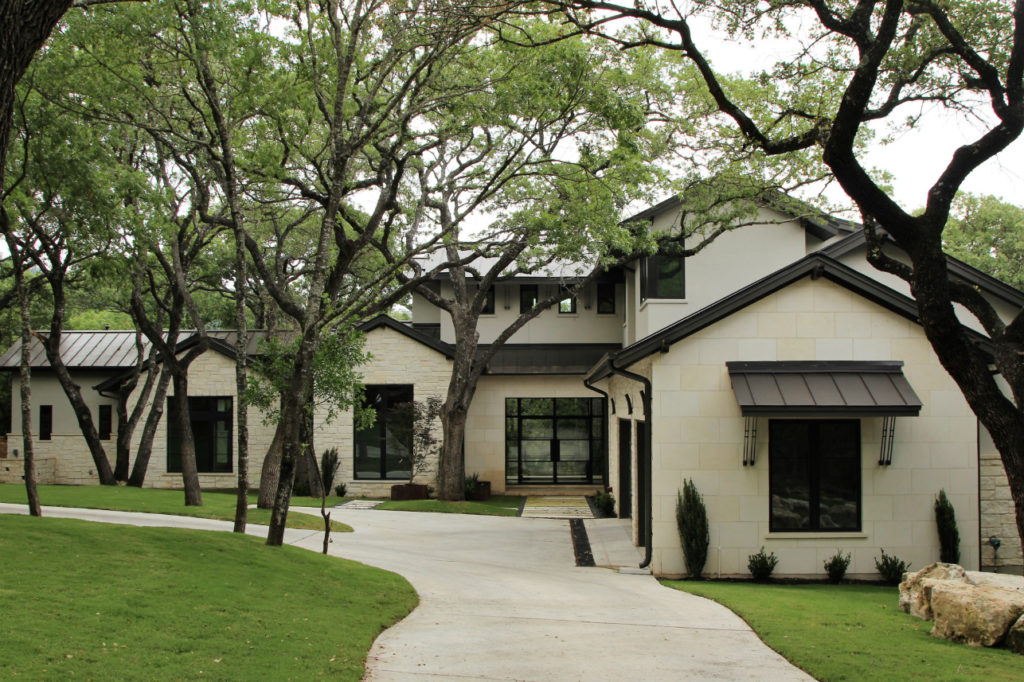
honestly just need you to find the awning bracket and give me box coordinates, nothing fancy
[879,415,896,466]
[743,417,758,466]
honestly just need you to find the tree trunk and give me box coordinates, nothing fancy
[437,405,468,501]
[8,228,41,516]
[257,420,284,509]
[127,366,172,487]
[294,403,323,498]
[171,373,202,506]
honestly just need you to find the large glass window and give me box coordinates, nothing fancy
[354,385,414,480]
[520,284,538,313]
[480,286,495,315]
[769,420,860,532]
[641,254,685,300]
[167,397,233,473]
[505,397,604,484]
[596,282,616,314]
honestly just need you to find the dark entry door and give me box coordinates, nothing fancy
[618,419,632,519]
[636,421,647,544]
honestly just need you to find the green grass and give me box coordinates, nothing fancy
[377,495,522,516]
[664,581,1024,681]
[0,484,351,532]
[0,515,416,680]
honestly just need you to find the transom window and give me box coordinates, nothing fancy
[354,385,414,480]
[167,397,232,473]
[769,420,860,532]
[641,253,685,300]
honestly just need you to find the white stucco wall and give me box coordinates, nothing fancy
[629,276,980,579]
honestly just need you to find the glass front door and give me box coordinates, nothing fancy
[505,397,605,484]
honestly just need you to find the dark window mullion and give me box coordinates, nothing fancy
[808,424,821,531]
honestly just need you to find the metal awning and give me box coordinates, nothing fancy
[727,361,922,417]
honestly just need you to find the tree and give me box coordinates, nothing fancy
[550,0,1024,561]
[944,194,1024,289]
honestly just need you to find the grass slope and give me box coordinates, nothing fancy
[665,581,1024,681]
[0,515,416,680]
[376,495,522,516]
[0,484,351,531]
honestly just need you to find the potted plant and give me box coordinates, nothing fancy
[465,473,491,501]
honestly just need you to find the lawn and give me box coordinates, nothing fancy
[0,515,416,680]
[0,484,351,532]
[665,580,1024,681]
[376,495,522,516]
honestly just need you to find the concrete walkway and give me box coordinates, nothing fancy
[1,503,811,681]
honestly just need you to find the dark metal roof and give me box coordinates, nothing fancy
[585,253,995,382]
[482,344,621,375]
[727,361,922,416]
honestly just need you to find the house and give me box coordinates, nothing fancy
[2,196,1021,578]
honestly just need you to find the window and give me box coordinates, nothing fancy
[769,420,860,532]
[596,282,616,314]
[354,385,414,480]
[558,296,577,314]
[39,405,52,441]
[641,254,685,300]
[505,397,605,485]
[519,284,538,313]
[98,404,113,441]
[167,397,233,473]
[480,286,495,315]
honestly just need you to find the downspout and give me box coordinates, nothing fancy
[607,358,653,570]
[582,376,610,488]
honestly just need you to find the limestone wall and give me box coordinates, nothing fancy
[980,428,1023,573]
[635,276,982,579]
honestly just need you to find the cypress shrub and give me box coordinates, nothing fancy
[320,447,340,494]
[934,489,960,564]
[676,479,709,579]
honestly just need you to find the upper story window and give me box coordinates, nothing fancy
[641,254,685,300]
[99,404,113,441]
[558,296,577,314]
[596,282,616,314]
[520,284,538,313]
[39,405,52,441]
[479,286,495,315]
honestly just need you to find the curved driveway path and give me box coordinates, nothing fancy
[1,504,811,681]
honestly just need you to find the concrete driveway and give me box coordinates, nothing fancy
[1,504,811,681]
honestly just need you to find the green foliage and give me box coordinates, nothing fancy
[464,472,481,499]
[934,489,961,564]
[320,447,340,493]
[676,479,709,579]
[334,482,347,497]
[666,581,1024,681]
[875,549,911,585]
[390,396,443,484]
[824,550,852,584]
[1,515,414,680]
[594,490,616,517]
[943,194,1024,289]
[747,547,779,581]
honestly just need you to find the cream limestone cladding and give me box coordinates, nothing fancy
[332,325,452,497]
[606,276,981,579]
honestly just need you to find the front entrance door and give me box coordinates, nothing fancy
[618,418,632,519]
[505,397,605,485]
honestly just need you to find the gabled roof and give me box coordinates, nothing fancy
[357,315,455,358]
[622,191,859,241]
[822,229,1024,309]
[585,253,994,382]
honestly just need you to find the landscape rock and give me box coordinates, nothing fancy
[899,562,969,620]
[930,581,1024,647]
[1007,614,1024,655]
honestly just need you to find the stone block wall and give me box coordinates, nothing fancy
[980,431,1023,573]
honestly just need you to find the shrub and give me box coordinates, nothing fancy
[334,482,347,498]
[875,549,911,585]
[464,472,480,498]
[824,550,852,583]
[320,447,340,494]
[934,489,960,564]
[676,479,710,578]
[293,477,310,497]
[748,547,779,581]
[594,491,615,517]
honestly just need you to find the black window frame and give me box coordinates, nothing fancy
[640,253,685,301]
[519,284,538,313]
[596,282,616,315]
[505,397,605,485]
[98,404,113,441]
[769,419,861,532]
[558,296,577,314]
[354,384,415,480]
[39,405,52,441]
[167,396,233,474]
[480,286,495,315]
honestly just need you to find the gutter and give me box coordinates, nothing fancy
[606,357,654,570]
[582,374,610,489]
